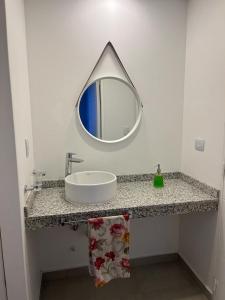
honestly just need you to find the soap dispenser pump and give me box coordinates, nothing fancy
[153,164,164,188]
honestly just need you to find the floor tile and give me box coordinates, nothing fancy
[41,261,209,300]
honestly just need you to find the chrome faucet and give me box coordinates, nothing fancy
[65,152,84,177]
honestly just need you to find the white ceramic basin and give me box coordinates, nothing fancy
[65,171,117,205]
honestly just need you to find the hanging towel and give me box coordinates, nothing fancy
[88,214,130,287]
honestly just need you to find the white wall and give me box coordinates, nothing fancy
[180,0,225,295]
[23,0,187,273]
[179,213,218,292]
[2,0,41,299]
[0,1,31,299]
[87,44,129,84]
[35,216,179,272]
[181,0,225,190]
[5,0,34,192]
[25,0,187,180]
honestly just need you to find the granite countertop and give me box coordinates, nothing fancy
[25,173,219,230]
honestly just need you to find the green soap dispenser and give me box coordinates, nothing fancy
[153,164,164,188]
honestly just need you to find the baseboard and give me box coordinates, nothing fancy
[131,253,179,267]
[42,253,179,281]
[42,252,212,300]
[178,254,213,300]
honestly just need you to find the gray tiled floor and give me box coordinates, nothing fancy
[41,261,208,300]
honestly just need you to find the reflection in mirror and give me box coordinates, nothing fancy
[78,77,142,142]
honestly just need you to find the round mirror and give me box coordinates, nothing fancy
[77,76,142,143]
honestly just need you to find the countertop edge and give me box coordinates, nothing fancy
[25,198,219,231]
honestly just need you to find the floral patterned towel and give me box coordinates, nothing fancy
[88,214,130,287]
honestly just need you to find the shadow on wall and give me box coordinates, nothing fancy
[34,216,179,272]
[179,212,218,291]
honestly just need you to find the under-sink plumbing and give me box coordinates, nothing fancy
[65,152,84,177]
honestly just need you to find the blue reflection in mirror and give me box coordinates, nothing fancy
[79,82,98,137]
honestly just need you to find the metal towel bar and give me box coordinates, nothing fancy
[60,211,133,229]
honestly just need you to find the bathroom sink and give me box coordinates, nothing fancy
[65,171,117,205]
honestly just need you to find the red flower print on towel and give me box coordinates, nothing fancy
[88,215,130,286]
[89,218,104,230]
[95,257,105,270]
[120,258,130,270]
[89,238,97,251]
[105,251,115,261]
[110,223,125,237]
[123,214,129,222]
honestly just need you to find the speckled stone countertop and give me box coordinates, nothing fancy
[25,173,219,230]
